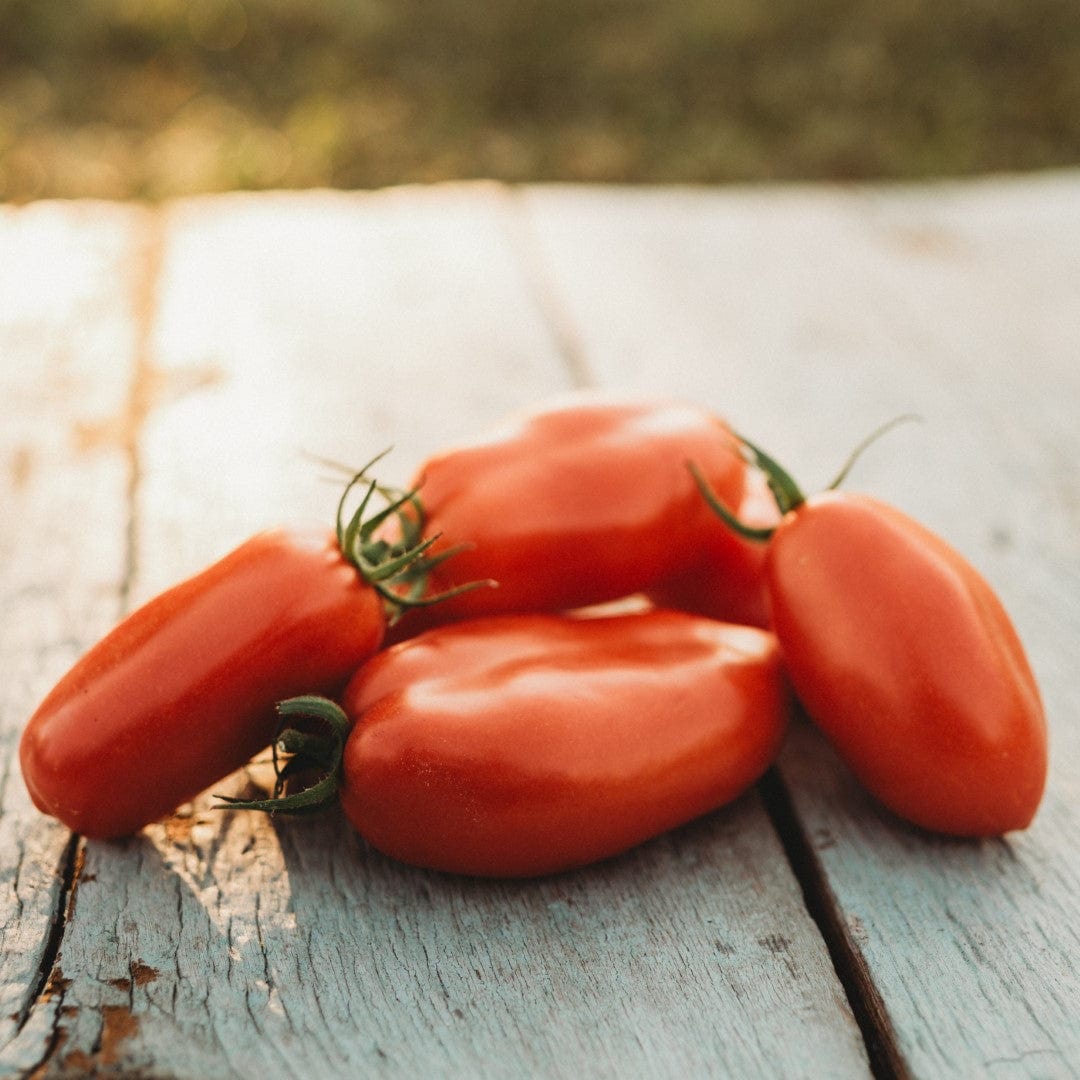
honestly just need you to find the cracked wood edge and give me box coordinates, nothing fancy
[0,200,152,1074]
[11,186,870,1078]
[516,174,1080,1078]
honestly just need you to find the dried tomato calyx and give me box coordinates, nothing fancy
[690,414,919,543]
[216,695,348,816]
[335,450,495,620]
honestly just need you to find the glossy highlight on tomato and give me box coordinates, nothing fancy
[388,394,753,635]
[20,528,386,839]
[767,493,1046,835]
[338,611,789,877]
[694,432,1048,836]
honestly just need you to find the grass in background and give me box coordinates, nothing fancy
[2,0,1079,200]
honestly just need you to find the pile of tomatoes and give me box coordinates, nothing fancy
[19,395,1047,877]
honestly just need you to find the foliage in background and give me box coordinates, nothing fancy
[2,0,1079,200]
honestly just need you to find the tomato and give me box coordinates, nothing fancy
[20,467,467,839]
[387,395,752,637]
[236,611,789,877]
[647,465,779,629]
[694,433,1048,836]
[19,527,385,838]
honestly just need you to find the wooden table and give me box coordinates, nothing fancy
[2,174,1078,1078]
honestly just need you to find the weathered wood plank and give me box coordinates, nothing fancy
[517,173,1080,1076]
[130,185,580,576]
[0,201,148,1074]
[13,187,870,1077]
[772,182,1080,1078]
[45,798,867,1079]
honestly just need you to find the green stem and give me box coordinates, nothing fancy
[688,462,776,543]
[826,413,921,491]
[690,414,918,542]
[215,695,349,816]
[333,453,496,621]
[733,432,806,515]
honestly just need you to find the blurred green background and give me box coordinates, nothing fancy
[2,0,1079,201]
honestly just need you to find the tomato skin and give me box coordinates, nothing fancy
[339,611,789,877]
[648,465,779,629]
[765,492,1047,835]
[390,396,749,635]
[20,527,385,839]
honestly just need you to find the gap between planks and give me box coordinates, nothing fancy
[501,185,595,391]
[759,766,908,1080]
[119,209,169,613]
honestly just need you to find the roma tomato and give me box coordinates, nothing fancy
[20,468,465,839]
[647,465,779,629]
[234,611,789,878]
[387,395,752,636]
[694,433,1048,836]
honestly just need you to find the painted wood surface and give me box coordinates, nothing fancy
[0,174,1077,1077]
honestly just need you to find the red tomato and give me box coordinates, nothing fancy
[695,435,1047,836]
[387,395,751,636]
[767,494,1046,835]
[337,611,789,877]
[20,527,386,839]
[647,465,779,629]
